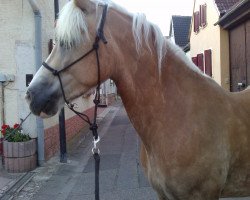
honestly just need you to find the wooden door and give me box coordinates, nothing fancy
[246,20,250,88]
[230,20,250,92]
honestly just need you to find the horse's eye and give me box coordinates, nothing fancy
[59,41,69,49]
[60,41,65,47]
[59,40,75,49]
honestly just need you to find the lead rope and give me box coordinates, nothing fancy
[60,38,102,200]
[42,5,108,199]
[59,9,108,198]
[44,39,102,200]
[92,41,101,200]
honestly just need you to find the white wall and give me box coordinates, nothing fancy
[0,1,35,133]
[0,0,95,137]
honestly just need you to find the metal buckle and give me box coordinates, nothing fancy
[92,136,100,154]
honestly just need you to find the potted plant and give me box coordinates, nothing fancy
[1,124,37,173]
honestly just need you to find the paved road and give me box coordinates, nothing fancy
[9,102,250,200]
[12,103,157,200]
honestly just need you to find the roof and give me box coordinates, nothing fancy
[183,43,190,53]
[217,0,250,29]
[170,15,192,48]
[214,0,243,15]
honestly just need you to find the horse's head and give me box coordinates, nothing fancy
[26,0,120,118]
[26,0,166,118]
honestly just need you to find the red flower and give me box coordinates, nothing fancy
[1,124,9,130]
[13,123,20,129]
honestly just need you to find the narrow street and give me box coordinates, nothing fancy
[2,101,249,200]
[11,102,158,200]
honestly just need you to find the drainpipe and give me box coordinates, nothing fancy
[28,0,45,166]
[0,82,5,125]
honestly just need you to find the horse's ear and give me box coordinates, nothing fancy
[74,0,95,13]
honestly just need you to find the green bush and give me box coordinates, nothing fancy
[2,124,31,142]
[5,131,31,142]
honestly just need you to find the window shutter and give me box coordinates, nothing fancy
[197,53,204,72]
[204,49,212,76]
[203,4,207,26]
[192,57,198,66]
[200,4,207,27]
[194,11,200,33]
[193,12,196,32]
[199,5,203,27]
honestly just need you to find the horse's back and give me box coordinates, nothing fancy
[232,88,250,115]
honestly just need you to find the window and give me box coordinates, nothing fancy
[204,49,212,76]
[200,4,207,27]
[194,11,200,33]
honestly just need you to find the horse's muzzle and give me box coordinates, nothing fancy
[25,87,59,117]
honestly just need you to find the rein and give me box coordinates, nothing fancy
[42,4,108,200]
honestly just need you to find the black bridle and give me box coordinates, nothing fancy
[42,4,108,200]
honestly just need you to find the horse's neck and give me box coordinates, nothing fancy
[114,42,215,147]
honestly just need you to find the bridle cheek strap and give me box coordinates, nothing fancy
[42,45,96,107]
[41,4,108,126]
[42,62,69,107]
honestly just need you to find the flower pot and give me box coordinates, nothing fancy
[3,139,37,173]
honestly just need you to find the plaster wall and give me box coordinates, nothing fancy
[0,0,95,137]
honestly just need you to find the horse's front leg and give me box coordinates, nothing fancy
[140,143,148,170]
[140,144,169,200]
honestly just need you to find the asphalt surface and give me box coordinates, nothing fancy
[11,102,158,200]
[2,101,250,200]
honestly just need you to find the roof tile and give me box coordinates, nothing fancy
[172,15,192,48]
[214,0,243,15]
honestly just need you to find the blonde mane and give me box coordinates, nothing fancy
[56,1,89,48]
[132,13,167,70]
[56,0,167,69]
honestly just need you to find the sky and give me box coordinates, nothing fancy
[112,0,194,36]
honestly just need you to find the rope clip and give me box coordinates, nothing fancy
[92,136,100,154]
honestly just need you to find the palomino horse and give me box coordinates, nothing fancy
[26,0,250,199]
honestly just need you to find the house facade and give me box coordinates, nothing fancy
[0,0,116,163]
[190,0,242,90]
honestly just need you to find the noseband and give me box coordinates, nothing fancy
[42,4,108,137]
